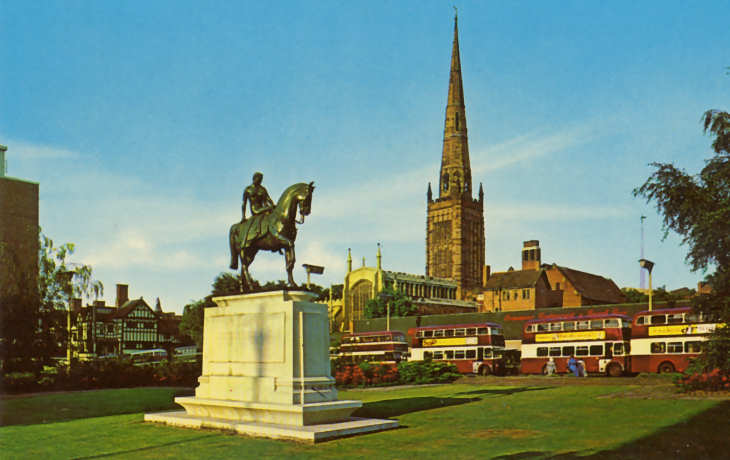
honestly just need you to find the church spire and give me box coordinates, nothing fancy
[438,12,472,199]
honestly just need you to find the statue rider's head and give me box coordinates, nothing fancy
[252,172,263,185]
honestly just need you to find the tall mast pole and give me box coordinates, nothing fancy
[640,215,646,290]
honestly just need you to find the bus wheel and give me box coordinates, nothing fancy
[607,363,622,377]
[658,362,675,374]
[480,365,491,376]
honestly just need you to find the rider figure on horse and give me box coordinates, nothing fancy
[230,172,275,269]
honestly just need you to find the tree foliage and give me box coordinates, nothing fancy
[1,230,102,372]
[179,299,207,349]
[363,287,417,319]
[634,108,730,373]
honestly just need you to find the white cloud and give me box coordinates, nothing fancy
[3,138,81,159]
[472,124,596,174]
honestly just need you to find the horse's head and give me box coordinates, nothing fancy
[296,181,315,223]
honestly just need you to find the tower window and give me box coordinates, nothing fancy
[455,112,460,131]
[442,173,449,191]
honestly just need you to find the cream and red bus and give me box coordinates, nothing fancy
[520,314,632,377]
[338,330,409,364]
[408,323,506,375]
[630,307,722,374]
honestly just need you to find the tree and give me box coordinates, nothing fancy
[180,299,206,349]
[0,230,102,372]
[363,287,417,319]
[634,107,730,373]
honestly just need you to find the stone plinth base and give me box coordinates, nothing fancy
[174,396,362,426]
[144,411,398,443]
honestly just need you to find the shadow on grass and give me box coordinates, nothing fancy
[491,400,730,460]
[454,387,553,397]
[73,433,220,459]
[353,396,481,419]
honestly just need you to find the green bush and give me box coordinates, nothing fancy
[396,360,461,385]
[0,357,202,394]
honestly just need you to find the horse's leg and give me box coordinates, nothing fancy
[285,244,297,288]
[229,226,239,270]
[240,248,258,292]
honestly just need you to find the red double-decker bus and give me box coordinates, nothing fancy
[338,330,409,364]
[630,307,722,374]
[520,314,631,376]
[408,323,506,375]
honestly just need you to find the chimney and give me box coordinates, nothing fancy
[116,284,129,307]
[70,298,82,313]
[522,240,541,271]
[0,144,7,177]
[483,265,491,285]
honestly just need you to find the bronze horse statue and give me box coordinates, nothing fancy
[229,182,315,292]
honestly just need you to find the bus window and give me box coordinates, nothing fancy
[590,320,603,329]
[562,346,575,356]
[433,351,443,360]
[668,314,684,324]
[445,350,454,359]
[686,313,700,323]
[424,351,433,359]
[445,329,455,337]
[614,343,624,355]
[577,321,590,330]
[651,315,666,325]
[537,323,549,332]
[525,325,534,333]
[466,328,476,336]
[454,329,466,337]
[651,342,666,353]
[536,347,548,357]
[455,350,465,359]
[434,330,444,337]
[549,347,561,357]
[483,348,493,358]
[423,330,433,338]
[590,345,603,356]
[575,346,589,356]
[685,341,702,353]
[478,327,488,335]
[605,319,620,328]
[563,321,575,331]
[550,322,562,331]
[667,342,683,353]
[493,349,503,358]
[492,327,503,336]
[466,349,476,359]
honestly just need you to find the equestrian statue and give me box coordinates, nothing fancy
[229,172,315,292]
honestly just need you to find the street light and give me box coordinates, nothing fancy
[378,292,394,331]
[638,259,655,311]
[58,270,75,368]
[301,264,324,290]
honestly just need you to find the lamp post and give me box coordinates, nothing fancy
[58,270,75,369]
[301,264,325,290]
[378,292,394,331]
[638,259,655,311]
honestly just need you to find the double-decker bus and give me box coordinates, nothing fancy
[630,307,722,374]
[520,314,631,377]
[408,323,506,375]
[338,331,409,364]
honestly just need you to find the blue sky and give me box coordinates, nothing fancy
[2,1,729,313]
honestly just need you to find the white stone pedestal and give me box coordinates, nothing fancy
[145,291,397,442]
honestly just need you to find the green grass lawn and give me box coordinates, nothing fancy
[1,384,727,459]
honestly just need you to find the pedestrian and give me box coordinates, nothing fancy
[568,355,580,377]
[545,357,556,376]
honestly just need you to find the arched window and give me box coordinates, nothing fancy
[349,280,373,321]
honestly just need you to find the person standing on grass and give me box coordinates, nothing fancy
[545,357,556,375]
[568,355,580,377]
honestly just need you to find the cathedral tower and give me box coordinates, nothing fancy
[426,14,485,299]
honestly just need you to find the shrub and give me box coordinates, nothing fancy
[397,360,461,385]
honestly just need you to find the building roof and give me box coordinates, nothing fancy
[383,270,457,287]
[483,269,546,290]
[553,265,625,304]
[111,298,152,319]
